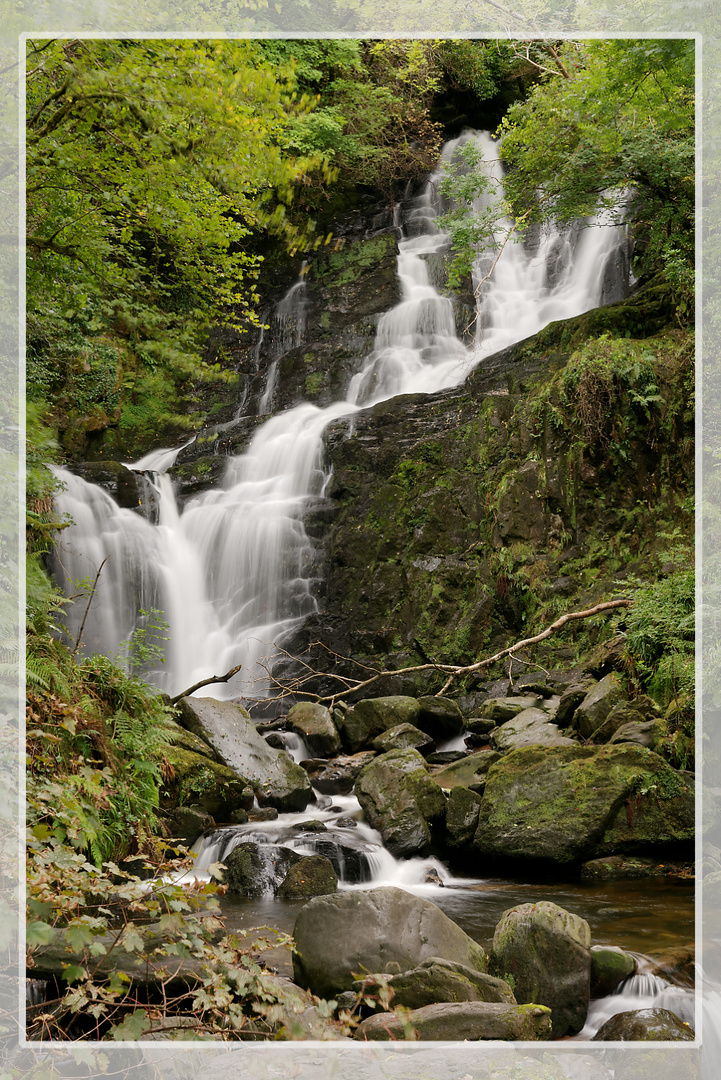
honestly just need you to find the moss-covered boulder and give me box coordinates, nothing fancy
[286,702,341,758]
[473,744,694,867]
[479,696,544,723]
[221,841,301,897]
[353,1001,552,1041]
[490,901,591,1037]
[591,1008,694,1041]
[276,854,338,899]
[591,945,637,997]
[608,718,667,751]
[341,696,422,753]
[355,748,447,857]
[292,886,487,998]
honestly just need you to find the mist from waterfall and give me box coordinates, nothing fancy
[51,130,631,699]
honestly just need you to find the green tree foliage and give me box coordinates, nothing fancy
[26,38,326,445]
[498,39,694,317]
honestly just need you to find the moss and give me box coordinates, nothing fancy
[305,372,324,397]
[314,234,397,287]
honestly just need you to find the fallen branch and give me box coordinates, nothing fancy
[258,598,632,706]
[170,664,242,705]
[71,555,109,659]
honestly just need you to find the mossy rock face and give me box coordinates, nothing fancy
[372,722,435,756]
[276,854,338,899]
[591,1007,695,1041]
[572,673,627,740]
[432,749,502,790]
[222,841,301,897]
[473,744,694,866]
[491,900,591,1037]
[161,745,252,818]
[355,748,447,858]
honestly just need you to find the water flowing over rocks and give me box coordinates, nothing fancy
[291,886,488,998]
[591,1007,694,1041]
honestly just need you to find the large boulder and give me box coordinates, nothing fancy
[473,744,694,867]
[478,696,543,724]
[292,886,487,998]
[221,841,300,897]
[490,707,576,752]
[491,901,591,1037]
[301,752,375,795]
[176,696,312,811]
[341,696,421,753]
[355,748,447,857]
[353,1001,552,1041]
[591,1008,694,1041]
[589,697,662,744]
[286,702,341,758]
[555,676,598,727]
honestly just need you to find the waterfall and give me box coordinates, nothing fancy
[572,959,695,1039]
[51,131,630,698]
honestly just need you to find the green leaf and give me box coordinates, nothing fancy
[110,1010,151,1040]
[27,921,56,947]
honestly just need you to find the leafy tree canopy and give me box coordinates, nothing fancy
[26,37,327,427]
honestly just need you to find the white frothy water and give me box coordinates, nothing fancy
[52,131,629,697]
[572,960,695,1039]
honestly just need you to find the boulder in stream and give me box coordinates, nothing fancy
[176,696,313,811]
[286,702,341,758]
[415,696,464,739]
[590,945,636,997]
[372,722,435,756]
[276,854,338,898]
[355,748,447,857]
[292,886,487,998]
[340,696,421,753]
[591,1007,695,1041]
[490,707,576,752]
[490,900,591,1037]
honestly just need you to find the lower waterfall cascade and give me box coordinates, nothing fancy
[51,130,633,698]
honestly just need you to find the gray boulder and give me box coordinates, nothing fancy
[491,901,591,1037]
[372,722,435,756]
[415,696,464,739]
[176,696,312,811]
[431,748,501,790]
[572,673,626,739]
[478,696,542,724]
[608,718,667,751]
[292,886,487,998]
[221,841,300,897]
[341,696,421,753]
[301,752,375,795]
[353,1000,552,1041]
[555,676,598,726]
[355,748,447,857]
[362,957,516,1009]
[490,707,576,752]
[286,702,341,758]
[591,1007,694,1040]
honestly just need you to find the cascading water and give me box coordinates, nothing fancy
[52,130,630,698]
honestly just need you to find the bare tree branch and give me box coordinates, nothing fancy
[170,664,242,705]
[71,556,109,659]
